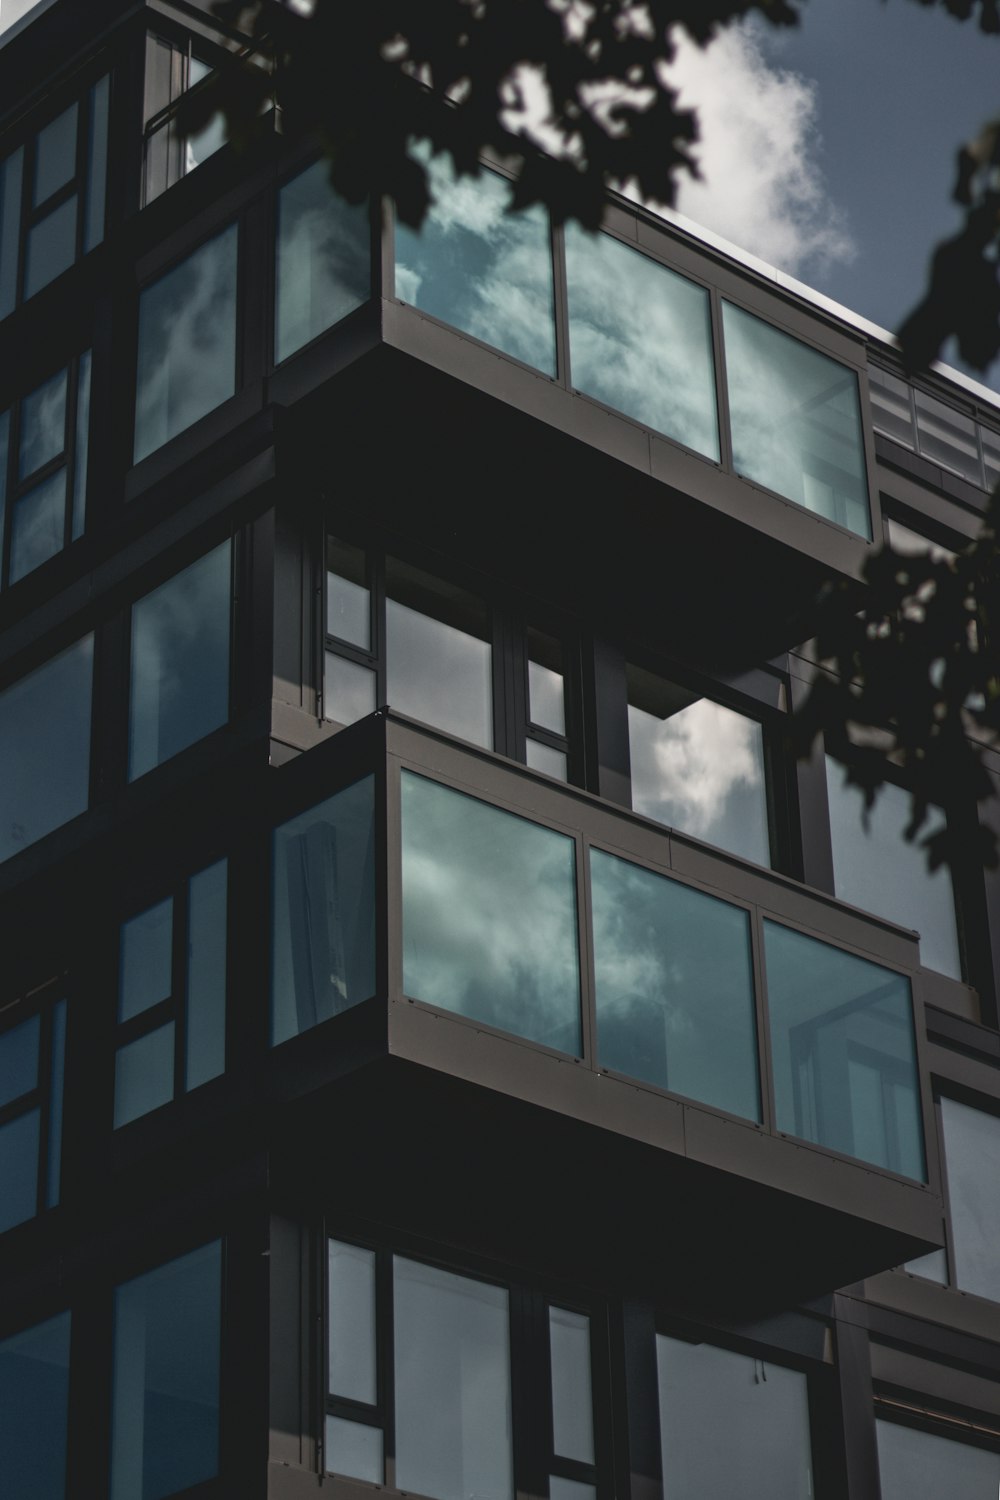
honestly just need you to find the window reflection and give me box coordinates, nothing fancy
[276,159,370,362]
[0,1312,71,1500]
[387,560,492,747]
[876,1418,1000,1500]
[934,1097,1000,1303]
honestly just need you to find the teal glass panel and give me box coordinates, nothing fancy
[120,897,174,1021]
[276,159,370,362]
[395,149,555,375]
[84,76,109,253]
[0,1013,39,1108]
[723,301,870,539]
[764,920,925,1179]
[33,103,77,206]
[111,1241,221,1500]
[658,1335,813,1500]
[114,1023,175,1128]
[0,146,23,318]
[185,860,227,1091]
[45,999,66,1209]
[565,224,719,460]
[128,541,231,780]
[0,634,93,863]
[402,774,581,1054]
[592,850,759,1120]
[325,1416,383,1483]
[0,1312,71,1500]
[0,1109,39,1232]
[271,776,376,1045]
[9,471,67,583]
[19,366,67,478]
[134,224,238,462]
[24,195,78,299]
[71,350,91,539]
[877,1419,1000,1500]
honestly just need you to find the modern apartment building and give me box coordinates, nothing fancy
[2,2,1000,1496]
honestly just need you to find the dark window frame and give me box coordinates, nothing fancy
[0,980,68,1232]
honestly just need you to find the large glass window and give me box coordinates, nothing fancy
[764,920,925,1180]
[128,541,231,781]
[657,1334,813,1500]
[0,997,67,1234]
[908,1097,1000,1301]
[114,860,228,1128]
[825,762,961,980]
[0,1312,71,1500]
[111,1241,222,1500]
[0,634,93,863]
[133,226,238,462]
[395,150,555,376]
[564,225,719,461]
[723,302,870,538]
[271,776,376,1046]
[143,34,228,204]
[276,159,370,362]
[401,773,581,1055]
[877,1418,1000,1499]
[386,560,492,747]
[0,77,108,321]
[591,849,759,1120]
[627,665,770,866]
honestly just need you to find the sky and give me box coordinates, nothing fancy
[666,0,1000,388]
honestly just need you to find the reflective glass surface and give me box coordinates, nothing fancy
[0,1014,40,1108]
[592,850,759,1120]
[120,897,173,1021]
[914,389,982,485]
[326,538,370,648]
[657,1335,814,1500]
[826,762,961,980]
[328,1239,377,1403]
[46,1000,66,1210]
[877,1419,1000,1500]
[84,76,109,253]
[33,103,77,206]
[549,1479,596,1500]
[528,657,565,736]
[549,1308,593,1464]
[128,541,231,780]
[0,634,93,863]
[903,1246,948,1284]
[938,1096,1000,1302]
[0,408,8,564]
[19,367,66,478]
[387,561,492,746]
[723,302,870,538]
[628,670,770,866]
[325,1416,383,1483]
[0,1109,40,1233]
[271,776,376,1045]
[72,350,91,539]
[565,225,719,460]
[114,1023,175,1128]
[765,921,925,1179]
[276,159,370,362]
[24,195,77,299]
[402,774,581,1055]
[111,1241,221,1500]
[868,366,916,449]
[0,147,23,319]
[394,1256,513,1500]
[526,740,568,781]
[395,150,555,375]
[185,861,227,1091]
[134,225,238,462]
[184,58,227,174]
[9,471,66,583]
[0,1312,70,1500]
[324,652,377,726]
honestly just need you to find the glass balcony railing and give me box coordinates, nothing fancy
[868,363,1000,493]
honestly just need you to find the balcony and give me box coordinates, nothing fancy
[266,714,944,1313]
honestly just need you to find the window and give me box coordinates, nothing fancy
[0,995,67,1233]
[723,302,870,538]
[626,664,771,866]
[275,158,370,363]
[876,1418,1000,1499]
[657,1334,814,1500]
[0,1312,71,1500]
[114,861,227,1128]
[868,363,1000,493]
[133,226,238,462]
[764,920,925,1180]
[325,1238,599,1500]
[905,1096,1000,1298]
[128,541,232,781]
[0,350,91,585]
[143,33,227,203]
[591,848,759,1120]
[0,77,108,319]
[525,627,571,781]
[394,148,555,376]
[111,1240,222,1500]
[563,225,719,461]
[401,772,582,1055]
[0,633,93,863]
[825,761,961,980]
[271,775,376,1046]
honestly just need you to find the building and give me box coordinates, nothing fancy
[1,1,1000,1496]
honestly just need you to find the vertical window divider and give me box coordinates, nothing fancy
[62,351,81,551]
[173,875,190,1098]
[1,395,18,589]
[550,220,572,390]
[750,905,777,1135]
[372,550,387,713]
[34,1001,54,1210]
[709,284,733,473]
[15,130,33,308]
[379,1244,397,1491]
[72,89,88,264]
[381,194,397,304]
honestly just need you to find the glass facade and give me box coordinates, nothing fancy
[877,1419,1000,1499]
[386,561,493,747]
[276,159,370,362]
[931,1097,1000,1302]
[0,1312,71,1500]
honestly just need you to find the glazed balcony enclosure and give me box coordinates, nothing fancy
[266,713,944,1312]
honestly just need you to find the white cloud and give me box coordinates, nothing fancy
[662,23,856,278]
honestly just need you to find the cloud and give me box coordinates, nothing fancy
[662,23,856,278]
